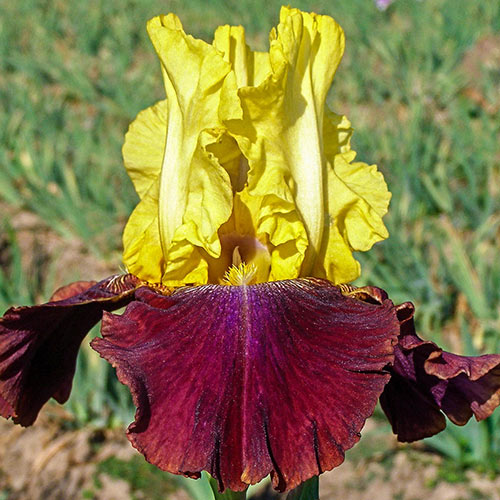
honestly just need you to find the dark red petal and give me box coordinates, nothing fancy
[92,278,399,492]
[0,393,14,418]
[0,274,142,426]
[50,280,98,301]
[380,302,500,442]
[426,350,500,424]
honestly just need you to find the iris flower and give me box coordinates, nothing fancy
[1,6,500,495]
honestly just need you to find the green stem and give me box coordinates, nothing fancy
[286,476,320,500]
[208,476,247,500]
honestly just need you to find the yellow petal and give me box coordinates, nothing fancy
[313,218,361,284]
[122,182,164,282]
[223,7,345,277]
[160,240,209,286]
[239,189,308,281]
[147,14,236,261]
[212,19,309,280]
[171,128,235,257]
[123,15,242,285]
[331,153,390,251]
[323,108,353,158]
[314,153,390,283]
[122,100,167,199]
[213,25,271,88]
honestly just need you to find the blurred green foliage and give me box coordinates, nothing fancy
[1,0,500,489]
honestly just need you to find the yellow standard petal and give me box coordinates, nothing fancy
[214,16,314,280]
[123,14,242,285]
[148,14,235,255]
[222,7,345,279]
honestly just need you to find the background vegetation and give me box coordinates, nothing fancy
[1,0,499,497]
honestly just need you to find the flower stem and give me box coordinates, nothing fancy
[208,476,247,500]
[286,476,320,500]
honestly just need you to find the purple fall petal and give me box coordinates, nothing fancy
[92,278,399,492]
[0,274,142,426]
[380,302,500,442]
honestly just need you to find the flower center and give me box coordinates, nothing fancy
[223,262,257,286]
[207,233,271,284]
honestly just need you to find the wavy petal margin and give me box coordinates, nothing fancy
[0,274,144,426]
[380,302,500,442]
[222,7,345,279]
[93,279,399,492]
[122,99,167,199]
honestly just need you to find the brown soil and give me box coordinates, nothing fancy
[0,407,190,500]
[6,208,120,290]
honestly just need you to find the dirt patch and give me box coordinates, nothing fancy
[321,450,500,500]
[0,407,190,500]
[1,204,121,305]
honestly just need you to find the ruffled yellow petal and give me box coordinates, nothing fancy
[331,153,390,251]
[237,190,307,281]
[222,7,345,278]
[323,109,353,157]
[213,18,310,280]
[314,152,391,284]
[148,14,236,258]
[160,240,209,286]
[123,15,243,285]
[122,100,167,199]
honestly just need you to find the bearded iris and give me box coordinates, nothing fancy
[1,6,500,495]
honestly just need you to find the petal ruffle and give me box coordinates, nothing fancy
[122,99,167,199]
[124,15,239,286]
[223,7,345,278]
[93,279,399,492]
[330,153,390,253]
[149,15,235,262]
[380,302,500,442]
[0,274,144,426]
[313,153,390,284]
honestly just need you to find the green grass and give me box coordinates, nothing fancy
[1,0,500,489]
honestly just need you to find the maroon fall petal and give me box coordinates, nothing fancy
[380,302,500,442]
[92,278,400,492]
[0,393,14,419]
[0,274,143,426]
